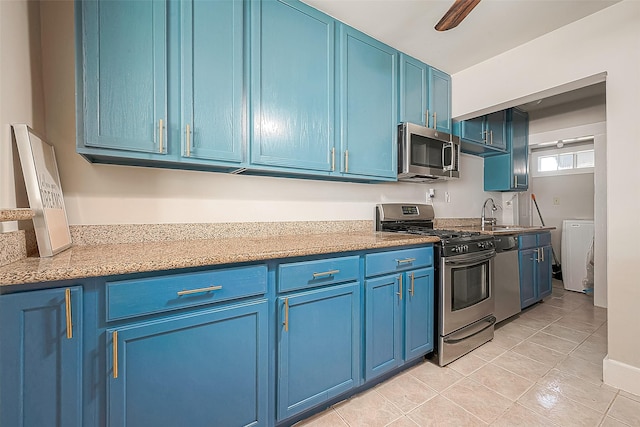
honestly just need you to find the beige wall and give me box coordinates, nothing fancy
[453,1,640,394]
[0,0,45,232]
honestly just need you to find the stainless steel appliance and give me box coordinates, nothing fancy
[376,203,496,366]
[397,122,460,182]
[494,235,521,323]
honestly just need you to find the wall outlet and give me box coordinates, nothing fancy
[445,192,451,203]
[553,197,560,205]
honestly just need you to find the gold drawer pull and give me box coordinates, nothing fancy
[284,298,289,332]
[176,285,222,296]
[397,275,403,300]
[396,258,416,264]
[113,331,118,379]
[65,288,72,339]
[312,269,340,278]
[410,273,415,297]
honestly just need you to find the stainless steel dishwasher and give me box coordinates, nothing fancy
[494,235,521,323]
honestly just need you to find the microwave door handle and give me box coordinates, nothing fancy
[442,143,453,172]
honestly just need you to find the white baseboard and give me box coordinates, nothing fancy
[603,355,640,395]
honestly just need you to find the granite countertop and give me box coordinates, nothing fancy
[0,231,440,287]
[0,208,35,222]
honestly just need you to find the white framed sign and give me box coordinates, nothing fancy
[13,124,72,257]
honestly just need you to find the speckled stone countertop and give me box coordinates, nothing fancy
[0,209,35,222]
[0,232,439,287]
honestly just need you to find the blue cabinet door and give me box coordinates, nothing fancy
[251,0,335,172]
[277,282,360,421]
[428,67,452,133]
[81,0,167,154]
[538,246,553,300]
[519,249,537,309]
[511,108,529,190]
[365,274,402,381]
[460,116,485,144]
[181,0,244,164]
[485,110,507,151]
[484,108,529,191]
[404,268,435,361]
[107,300,268,427]
[399,54,428,126]
[0,287,83,427]
[339,24,397,179]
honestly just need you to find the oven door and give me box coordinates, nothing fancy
[440,250,495,336]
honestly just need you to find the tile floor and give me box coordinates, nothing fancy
[297,280,640,426]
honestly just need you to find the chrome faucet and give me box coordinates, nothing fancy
[481,197,499,230]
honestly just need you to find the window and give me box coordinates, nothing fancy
[536,149,595,173]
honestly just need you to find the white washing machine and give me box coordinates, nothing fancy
[561,219,594,292]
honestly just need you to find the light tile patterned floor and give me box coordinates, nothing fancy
[297,280,640,426]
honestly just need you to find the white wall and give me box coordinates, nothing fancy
[452,0,640,394]
[530,172,594,262]
[0,0,45,232]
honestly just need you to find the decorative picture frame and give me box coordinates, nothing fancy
[13,124,72,257]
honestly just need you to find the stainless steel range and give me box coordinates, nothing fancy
[376,203,496,366]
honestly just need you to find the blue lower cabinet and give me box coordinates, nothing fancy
[0,286,83,427]
[365,267,435,381]
[277,282,360,421]
[519,232,553,308]
[404,267,435,361]
[365,274,402,380]
[107,300,268,427]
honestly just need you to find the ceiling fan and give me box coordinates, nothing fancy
[435,0,481,31]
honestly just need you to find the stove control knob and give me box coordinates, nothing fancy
[477,242,485,249]
[464,245,469,252]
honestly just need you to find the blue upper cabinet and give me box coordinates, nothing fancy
[428,67,452,134]
[250,0,335,172]
[79,0,167,155]
[484,108,529,191]
[456,110,507,156]
[181,0,244,165]
[338,24,397,180]
[399,54,428,127]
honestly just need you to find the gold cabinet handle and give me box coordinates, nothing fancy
[433,111,437,129]
[331,147,335,171]
[345,150,349,173]
[283,298,289,332]
[535,248,540,262]
[396,257,416,264]
[514,175,518,188]
[541,248,545,262]
[425,109,429,127]
[490,130,494,145]
[176,285,222,296]
[113,331,118,379]
[65,288,72,339]
[409,273,415,297]
[396,275,403,300]
[185,124,191,157]
[312,269,340,278]
[158,119,164,153]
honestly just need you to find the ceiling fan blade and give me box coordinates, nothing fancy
[435,0,481,31]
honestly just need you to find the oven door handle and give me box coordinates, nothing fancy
[444,250,495,266]
[443,316,496,345]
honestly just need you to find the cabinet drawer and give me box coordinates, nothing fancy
[106,265,267,321]
[537,232,551,246]
[365,247,432,278]
[279,256,359,293]
[518,234,538,250]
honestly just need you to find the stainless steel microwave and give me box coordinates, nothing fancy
[397,122,460,182]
